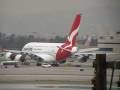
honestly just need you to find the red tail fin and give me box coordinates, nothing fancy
[65,14,81,46]
[56,14,81,61]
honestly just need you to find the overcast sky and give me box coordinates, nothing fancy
[0,0,120,38]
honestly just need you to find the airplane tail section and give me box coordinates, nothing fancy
[65,14,81,47]
[84,36,92,47]
[56,14,81,62]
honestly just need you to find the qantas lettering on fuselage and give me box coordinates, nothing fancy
[23,48,32,51]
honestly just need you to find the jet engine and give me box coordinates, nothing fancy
[5,52,14,60]
[76,54,90,63]
[79,55,89,63]
[5,52,26,62]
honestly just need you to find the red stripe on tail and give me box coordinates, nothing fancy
[56,14,81,62]
[65,14,81,46]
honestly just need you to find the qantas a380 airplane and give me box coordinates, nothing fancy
[4,14,98,66]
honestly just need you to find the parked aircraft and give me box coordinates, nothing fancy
[3,14,98,66]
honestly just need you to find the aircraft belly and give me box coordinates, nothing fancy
[34,53,56,62]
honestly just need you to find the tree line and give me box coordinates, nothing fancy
[0,32,97,50]
[0,32,66,50]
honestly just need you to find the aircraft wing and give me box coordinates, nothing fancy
[71,48,99,62]
[31,53,55,62]
[76,48,99,53]
[73,47,99,57]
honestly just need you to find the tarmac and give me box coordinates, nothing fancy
[0,62,119,85]
[0,60,119,90]
[0,84,93,90]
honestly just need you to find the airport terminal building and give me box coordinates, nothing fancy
[98,32,120,53]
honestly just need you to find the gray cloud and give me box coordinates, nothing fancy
[0,0,120,38]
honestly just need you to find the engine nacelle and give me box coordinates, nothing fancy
[5,52,14,60]
[77,55,89,63]
[5,52,26,62]
[14,54,22,61]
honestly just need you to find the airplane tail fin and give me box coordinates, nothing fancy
[84,36,92,47]
[64,14,81,47]
[56,14,81,61]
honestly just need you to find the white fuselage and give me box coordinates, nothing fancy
[22,42,63,54]
[22,42,65,62]
[21,42,78,62]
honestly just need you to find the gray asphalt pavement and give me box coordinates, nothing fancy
[0,84,119,90]
[0,66,119,85]
[0,84,92,90]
